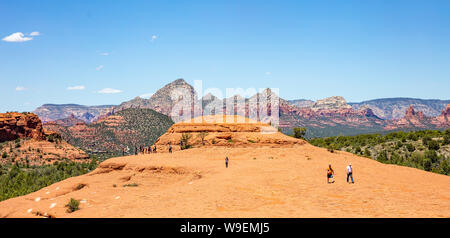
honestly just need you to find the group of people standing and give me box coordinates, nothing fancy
[124,144,173,156]
[138,145,158,154]
[327,163,354,184]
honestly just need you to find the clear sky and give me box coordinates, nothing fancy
[1,0,450,112]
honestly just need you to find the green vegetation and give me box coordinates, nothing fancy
[65,198,80,213]
[198,132,208,145]
[56,108,174,157]
[0,159,98,201]
[123,183,138,187]
[292,127,307,139]
[309,129,450,175]
[181,133,192,150]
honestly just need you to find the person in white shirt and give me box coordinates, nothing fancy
[346,163,354,183]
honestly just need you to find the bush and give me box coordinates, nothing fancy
[427,140,440,150]
[293,127,307,139]
[422,136,431,146]
[181,133,192,150]
[327,146,334,153]
[65,198,80,213]
[364,148,371,157]
[406,143,415,152]
[443,134,450,145]
[123,183,138,187]
[1,152,7,158]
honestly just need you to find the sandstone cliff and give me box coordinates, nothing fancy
[0,112,45,142]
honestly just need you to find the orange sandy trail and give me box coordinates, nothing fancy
[0,144,449,218]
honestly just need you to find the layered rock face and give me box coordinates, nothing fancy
[0,113,45,142]
[154,115,305,151]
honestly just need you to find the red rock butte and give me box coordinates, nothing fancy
[0,115,449,218]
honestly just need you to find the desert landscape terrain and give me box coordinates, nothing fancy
[0,116,449,218]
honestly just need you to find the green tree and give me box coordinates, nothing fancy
[198,132,209,145]
[181,133,192,150]
[293,127,307,139]
[427,140,440,150]
[406,143,415,152]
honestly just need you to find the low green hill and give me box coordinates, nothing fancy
[53,108,174,159]
[309,129,450,175]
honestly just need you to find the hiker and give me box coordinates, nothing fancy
[153,145,157,153]
[148,146,152,153]
[327,164,335,183]
[169,144,172,153]
[225,157,229,168]
[180,140,183,150]
[135,146,138,155]
[122,148,125,156]
[347,163,354,184]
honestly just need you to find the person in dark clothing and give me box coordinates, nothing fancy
[153,146,157,153]
[225,157,229,168]
[122,148,125,156]
[169,144,172,153]
[180,140,183,150]
[135,146,138,155]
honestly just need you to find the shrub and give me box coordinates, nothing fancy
[198,132,208,145]
[364,148,371,157]
[427,140,440,150]
[444,134,450,145]
[327,146,334,153]
[422,136,431,146]
[181,133,192,149]
[65,198,80,213]
[293,127,307,139]
[1,152,7,158]
[123,183,138,187]
[406,143,415,152]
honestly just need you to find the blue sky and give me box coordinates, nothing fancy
[1,0,450,112]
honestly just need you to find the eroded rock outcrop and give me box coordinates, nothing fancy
[154,115,305,151]
[0,112,45,142]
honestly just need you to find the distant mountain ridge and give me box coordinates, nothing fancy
[34,79,450,138]
[34,104,115,123]
[349,98,450,119]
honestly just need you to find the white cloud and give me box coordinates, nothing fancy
[139,93,154,99]
[2,32,33,42]
[265,72,271,75]
[29,31,40,36]
[151,35,157,42]
[67,85,85,90]
[15,86,26,91]
[96,65,104,71]
[100,52,109,56]
[98,88,122,94]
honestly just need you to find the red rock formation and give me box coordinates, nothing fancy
[442,104,450,117]
[0,112,45,142]
[404,105,425,119]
